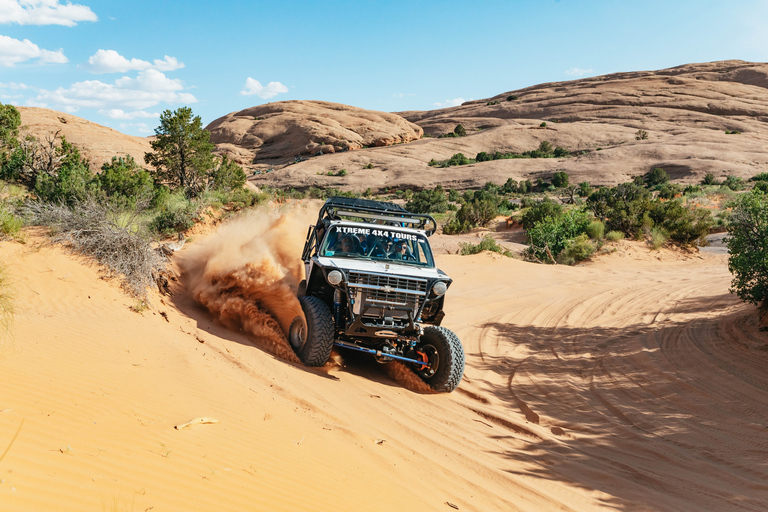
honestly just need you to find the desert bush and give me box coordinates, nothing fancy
[338,169,348,177]
[558,234,595,264]
[527,208,591,263]
[722,175,744,191]
[521,198,562,230]
[649,199,713,246]
[726,190,768,308]
[443,191,501,234]
[540,122,547,128]
[475,151,492,162]
[459,234,513,257]
[24,199,166,298]
[551,171,570,188]
[649,227,669,250]
[605,230,625,242]
[507,95,518,101]
[482,181,501,194]
[578,182,593,197]
[364,163,374,169]
[635,129,649,140]
[95,155,154,206]
[208,155,247,192]
[683,185,701,195]
[501,178,518,194]
[586,182,652,236]
[750,172,768,182]
[453,124,467,137]
[518,180,533,194]
[405,185,449,214]
[656,183,682,199]
[447,153,470,166]
[447,188,461,202]
[754,181,768,194]
[702,173,719,185]
[645,167,669,187]
[586,220,605,240]
[0,204,23,241]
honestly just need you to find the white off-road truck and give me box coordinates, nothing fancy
[289,197,464,392]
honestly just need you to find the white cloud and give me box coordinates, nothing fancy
[83,49,184,74]
[433,97,467,108]
[34,69,197,111]
[118,122,152,134]
[565,67,594,77]
[393,92,416,98]
[0,80,28,89]
[0,0,97,26]
[0,34,67,66]
[240,78,288,99]
[98,108,158,120]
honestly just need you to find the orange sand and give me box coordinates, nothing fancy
[1,213,767,511]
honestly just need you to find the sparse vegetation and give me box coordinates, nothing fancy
[459,234,513,257]
[605,230,625,242]
[726,190,768,309]
[405,185,449,214]
[635,129,649,140]
[506,95,518,101]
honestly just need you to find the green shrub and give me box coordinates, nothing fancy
[645,167,669,187]
[578,182,593,197]
[527,208,592,262]
[702,173,719,185]
[447,188,460,202]
[586,182,652,236]
[475,151,492,162]
[208,155,246,192]
[459,234,513,257]
[683,185,701,195]
[447,153,470,166]
[150,207,198,235]
[656,183,682,199]
[754,181,768,194]
[453,124,467,137]
[723,175,744,191]
[521,198,562,230]
[364,163,374,169]
[540,122,547,128]
[726,190,768,307]
[558,234,595,264]
[552,171,570,188]
[605,230,625,242]
[405,185,449,214]
[0,204,23,240]
[649,227,668,250]
[586,220,605,240]
[95,155,154,205]
[507,95,518,101]
[635,129,649,140]
[649,199,713,246]
[750,172,768,182]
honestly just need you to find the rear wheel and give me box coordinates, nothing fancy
[289,296,334,367]
[412,326,464,392]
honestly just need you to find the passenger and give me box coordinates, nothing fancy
[390,240,411,260]
[337,235,359,254]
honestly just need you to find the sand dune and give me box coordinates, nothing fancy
[1,209,767,511]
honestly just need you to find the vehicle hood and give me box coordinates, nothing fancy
[316,256,447,280]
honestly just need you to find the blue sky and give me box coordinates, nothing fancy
[1,0,767,136]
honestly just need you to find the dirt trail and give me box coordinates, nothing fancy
[1,219,767,511]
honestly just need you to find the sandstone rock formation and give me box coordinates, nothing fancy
[205,100,424,165]
[250,60,768,192]
[17,107,152,172]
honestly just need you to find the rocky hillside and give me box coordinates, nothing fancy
[246,60,768,192]
[205,100,423,165]
[17,107,152,172]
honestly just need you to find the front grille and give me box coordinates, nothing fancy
[348,271,427,315]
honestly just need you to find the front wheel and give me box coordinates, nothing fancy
[288,296,334,367]
[412,326,464,392]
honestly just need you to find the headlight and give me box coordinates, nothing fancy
[432,281,447,296]
[327,270,343,286]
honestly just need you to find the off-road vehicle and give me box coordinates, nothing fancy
[288,197,464,392]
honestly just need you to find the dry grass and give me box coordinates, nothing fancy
[24,199,167,298]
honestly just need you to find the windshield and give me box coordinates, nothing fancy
[320,225,435,267]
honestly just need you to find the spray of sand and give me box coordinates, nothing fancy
[179,204,318,363]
